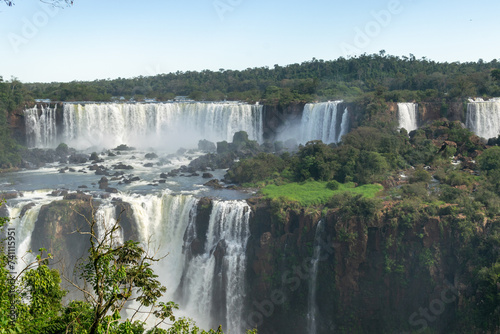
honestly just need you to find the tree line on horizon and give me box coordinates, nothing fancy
[18,52,500,106]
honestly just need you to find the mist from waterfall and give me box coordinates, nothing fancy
[466,99,500,139]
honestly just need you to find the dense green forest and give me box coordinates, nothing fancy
[24,53,500,105]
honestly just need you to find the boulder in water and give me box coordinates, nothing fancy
[114,144,135,151]
[113,163,134,170]
[145,153,158,160]
[105,187,119,194]
[198,139,216,153]
[69,154,89,164]
[98,177,109,190]
[204,179,223,189]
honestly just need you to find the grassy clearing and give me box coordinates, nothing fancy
[260,181,383,206]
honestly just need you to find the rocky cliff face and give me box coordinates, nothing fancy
[245,199,469,334]
[28,194,484,333]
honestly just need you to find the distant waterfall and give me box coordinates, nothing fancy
[397,103,418,133]
[307,219,324,334]
[25,102,263,150]
[180,200,251,334]
[300,101,349,144]
[466,99,500,139]
[24,105,58,148]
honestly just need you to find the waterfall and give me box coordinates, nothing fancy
[95,203,123,247]
[3,191,62,274]
[307,219,324,334]
[180,200,250,333]
[466,99,500,139]
[4,188,252,333]
[25,102,263,150]
[120,191,199,296]
[24,105,58,148]
[121,192,252,333]
[397,102,418,133]
[300,101,349,144]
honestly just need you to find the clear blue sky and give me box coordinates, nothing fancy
[1,0,499,83]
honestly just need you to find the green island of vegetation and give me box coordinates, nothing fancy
[260,181,383,206]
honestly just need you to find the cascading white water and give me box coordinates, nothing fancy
[180,200,250,334]
[307,219,324,334]
[95,203,123,247]
[24,105,58,148]
[300,101,349,144]
[466,99,500,139]
[120,191,199,296]
[3,185,252,333]
[397,102,418,133]
[3,191,63,274]
[24,102,263,150]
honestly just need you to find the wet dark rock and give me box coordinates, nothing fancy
[158,179,166,184]
[0,191,20,200]
[204,179,223,189]
[78,185,88,189]
[0,203,7,218]
[143,163,154,168]
[64,192,92,201]
[130,176,140,182]
[69,154,89,164]
[98,177,109,190]
[105,187,119,194]
[198,139,217,153]
[49,190,68,197]
[114,144,135,151]
[202,172,214,178]
[158,158,172,166]
[113,163,134,170]
[177,147,187,155]
[108,151,116,157]
[69,168,76,172]
[190,173,200,177]
[145,153,158,160]
[168,171,179,177]
[20,203,36,217]
[160,173,168,179]
[89,152,99,161]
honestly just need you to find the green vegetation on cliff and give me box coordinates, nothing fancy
[0,77,29,168]
[260,181,382,206]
